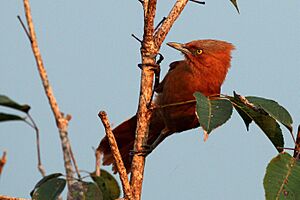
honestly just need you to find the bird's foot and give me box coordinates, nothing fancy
[137,63,160,73]
[138,53,164,108]
[129,144,154,157]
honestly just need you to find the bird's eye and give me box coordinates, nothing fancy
[196,49,203,55]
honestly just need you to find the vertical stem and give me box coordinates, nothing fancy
[23,0,62,123]
[129,1,190,199]
[129,0,157,198]
[293,125,300,158]
[129,55,156,200]
[22,0,76,194]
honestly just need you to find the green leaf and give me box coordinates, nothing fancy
[264,153,300,200]
[82,181,103,200]
[0,112,24,122]
[232,105,252,131]
[246,96,293,133]
[230,92,284,152]
[0,95,30,113]
[31,178,66,200]
[91,170,121,200]
[30,173,63,197]
[194,92,233,134]
[230,0,240,14]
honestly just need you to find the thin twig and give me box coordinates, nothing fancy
[95,148,101,176]
[131,34,142,44]
[159,99,196,109]
[189,0,205,5]
[98,111,133,200]
[154,17,166,31]
[17,15,32,42]
[22,0,76,194]
[293,125,300,158]
[68,145,81,179]
[27,113,46,177]
[277,147,296,151]
[0,151,7,176]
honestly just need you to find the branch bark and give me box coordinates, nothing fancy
[22,0,79,196]
[129,0,189,199]
[98,111,133,200]
[154,0,189,48]
[0,151,7,176]
[0,195,29,200]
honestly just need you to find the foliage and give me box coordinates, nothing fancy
[0,95,31,123]
[194,92,233,134]
[30,173,66,200]
[194,91,293,152]
[29,171,120,200]
[264,153,300,200]
[91,170,121,200]
[194,91,299,200]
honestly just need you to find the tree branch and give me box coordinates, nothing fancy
[0,195,29,200]
[154,0,189,48]
[129,2,158,199]
[129,1,190,199]
[22,0,79,195]
[98,111,133,200]
[26,113,46,177]
[143,0,157,46]
[0,151,7,176]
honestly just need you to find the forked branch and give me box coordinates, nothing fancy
[129,0,190,199]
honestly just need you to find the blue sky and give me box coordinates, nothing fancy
[1,0,300,199]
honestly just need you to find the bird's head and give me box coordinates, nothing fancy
[167,39,235,86]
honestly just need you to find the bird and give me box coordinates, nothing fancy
[98,39,235,173]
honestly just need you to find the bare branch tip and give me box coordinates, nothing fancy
[66,114,72,122]
[131,34,142,44]
[189,0,205,5]
[98,111,107,118]
[154,17,167,31]
[17,15,32,42]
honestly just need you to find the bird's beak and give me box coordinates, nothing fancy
[167,42,190,55]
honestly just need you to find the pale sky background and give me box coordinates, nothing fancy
[1,0,300,199]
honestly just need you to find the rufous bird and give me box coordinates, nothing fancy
[98,39,235,173]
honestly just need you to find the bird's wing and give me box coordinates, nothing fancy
[155,61,184,93]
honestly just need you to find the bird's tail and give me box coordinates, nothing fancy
[97,115,137,173]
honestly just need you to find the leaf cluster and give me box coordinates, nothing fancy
[194,91,293,151]
[30,170,120,200]
[194,91,300,199]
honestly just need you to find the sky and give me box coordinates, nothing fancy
[1,0,300,199]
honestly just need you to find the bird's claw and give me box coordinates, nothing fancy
[137,63,160,73]
[129,144,154,157]
[138,53,164,109]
